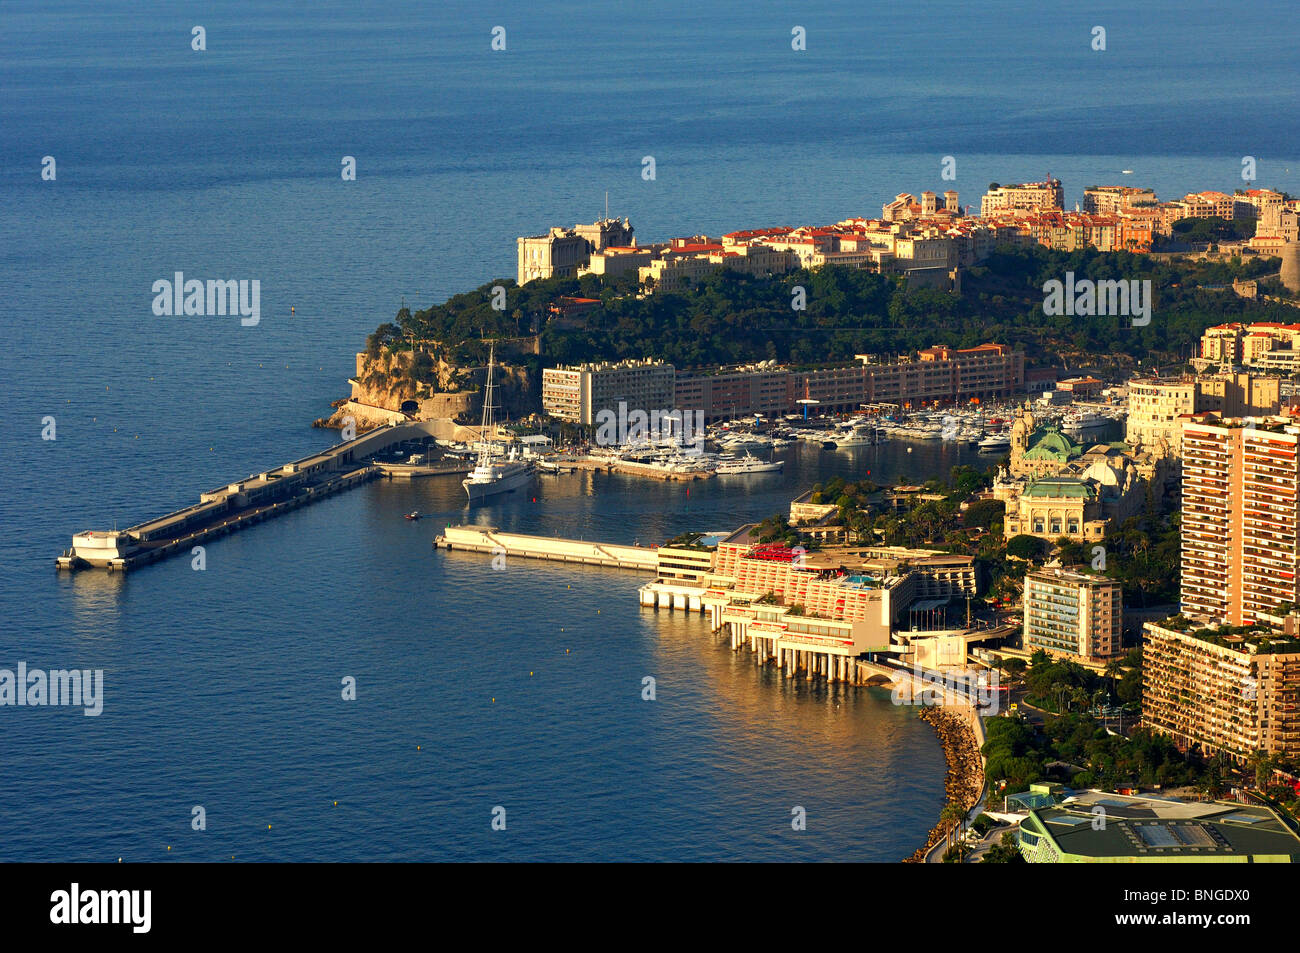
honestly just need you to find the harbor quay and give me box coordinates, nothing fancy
[434,525,659,571]
[435,516,994,857]
[56,421,457,572]
[435,517,1011,694]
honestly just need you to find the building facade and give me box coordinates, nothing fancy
[979,178,1064,216]
[540,359,675,425]
[1125,373,1280,457]
[517,218,635,284]
[1181,414,1300,624]
[1143,619,1300,764]
[1023,568,1122,662]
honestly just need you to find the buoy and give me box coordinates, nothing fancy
[118,858,121,863]
[417,745,421,750]
[167,846,171,851]
[267,824,272,829]
[492,697,495,703]
[333,801,338,806]
[291,306,295,314]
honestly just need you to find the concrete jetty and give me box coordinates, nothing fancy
[435,525,659,571]
[57,421,449,572]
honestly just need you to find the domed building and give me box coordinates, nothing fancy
[997,404,1164,542]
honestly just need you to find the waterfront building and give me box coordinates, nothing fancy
[1142,616,1300,764]
[979,178,1064,216]
[544,344,1025,423]
[517,218,634,284]
[540,359,675,426]
[793,344,1023,414]
[705,528,976,628]
[1181,413,1300,624]
[1170,190,1250,221]
[517,227,592,285]
[673,361,790,422]
[1054,376,1104,399]
[1015,789,1300,862]
[1082,185,1158,216]
[1023,567,1122,662]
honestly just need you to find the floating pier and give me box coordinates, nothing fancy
[435,525,659,571]
[58,421,449,572]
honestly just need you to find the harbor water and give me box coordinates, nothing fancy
[2,0,1292,860]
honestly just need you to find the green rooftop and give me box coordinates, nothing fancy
[1022,478,1097,500]
[1018,792,1300,863]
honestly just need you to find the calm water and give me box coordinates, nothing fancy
[1,0,1295,861]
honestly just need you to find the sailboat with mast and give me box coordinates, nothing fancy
[463,342,536,503]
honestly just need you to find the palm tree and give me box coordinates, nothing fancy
[940,803,966,859]
[1104,658,1124,699]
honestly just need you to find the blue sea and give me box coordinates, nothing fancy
[0,0,1296,861]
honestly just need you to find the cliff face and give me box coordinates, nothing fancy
[320,349,535,428]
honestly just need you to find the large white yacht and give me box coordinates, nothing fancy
[463,343,536,503]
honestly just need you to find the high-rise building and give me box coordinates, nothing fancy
[1023,567,1122,662]
[1181,413,1300,625]
[1143,617,1300,764]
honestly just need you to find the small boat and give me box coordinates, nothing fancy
[1121,169,1134,175]
[405,511,422,520]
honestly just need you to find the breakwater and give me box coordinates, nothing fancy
[907,707,986,863]
[57,422,449,571]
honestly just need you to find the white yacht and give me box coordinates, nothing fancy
[463,343,536,503]
[978,432,1011,451]
[829,426,877,448]
[1062,410,1109,432]
[716,453,783,474]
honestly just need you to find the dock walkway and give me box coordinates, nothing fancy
[59,421,449,571]
[435,525,659,571]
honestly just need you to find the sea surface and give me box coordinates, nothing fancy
[0,0,1295,861]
